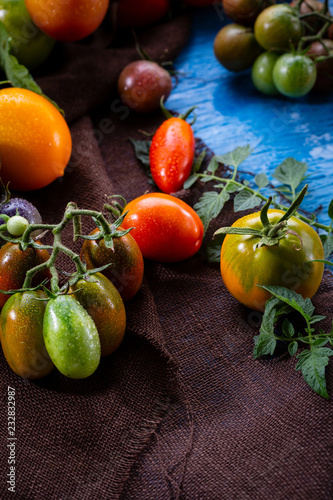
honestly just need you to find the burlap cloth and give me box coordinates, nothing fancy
[0,10,332,500]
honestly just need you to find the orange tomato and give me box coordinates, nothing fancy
[24,0,109,41]
[0,88,72,191]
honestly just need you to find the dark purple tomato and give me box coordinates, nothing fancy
[214,24,262,72]
[0,198,42,226]
[118,60,172,113]
[223,0,272,26]
[291,0,330,34]
[308,39,333,92]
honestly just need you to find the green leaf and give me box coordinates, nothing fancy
[253,333,277,358]
[225,183,242,194]
[194,190,230,231]
[328,199,333,220]
[183,175,198,189]
[260,297,281,336]
[288,341,298,357]
[205,234,224,263]
[282,318,295,338]
[310,315,327,325]
[129,138,151,167]
[258,285,315,321]
[322,234,333,260]
[0,22,63,114]
[216,145,253,169]
[296,346,333,398]
[273,158,308,194]
[192,149,206,174]
[255,173,269,189]
[234,190,262,212]
[206,156,219,174]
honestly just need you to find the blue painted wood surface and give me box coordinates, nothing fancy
[167,6,333,225]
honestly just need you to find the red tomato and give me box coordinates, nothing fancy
[24,0,109,41]
[183,0,216,5]
[121,193,204,262]
[117,0,169,27]
[150,117,195,194]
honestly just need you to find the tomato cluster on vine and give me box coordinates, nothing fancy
[214,0,333,97]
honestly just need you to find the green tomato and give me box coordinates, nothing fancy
[273,53,317,98]
[6,215,29,236]
[252,51,280,96]
[254,4,302,52]
[43,295,101,379]
[0,0,55,70]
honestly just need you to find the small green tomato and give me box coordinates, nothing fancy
[7,215,30,236]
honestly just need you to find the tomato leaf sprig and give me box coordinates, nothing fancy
[253,285,333,399]
[0,22,63,114]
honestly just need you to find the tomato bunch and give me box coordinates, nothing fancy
[215,0,333,97]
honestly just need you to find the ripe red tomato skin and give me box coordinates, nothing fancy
[24,0,109,42]
[80,227,144,302]
[0,242,51,309]
[121,193,204,263]
[150,118,195,194]
[220,210,324,312]
[117,0,169,27]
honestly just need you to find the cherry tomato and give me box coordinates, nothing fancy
[0,242,51,309]
[254,5,302,51]
[214,24,263,72]
[0,290,54,379]
[0,88,72,191]
[222,0,271,26]
[307,39,333,92]
[69,273,126,357]
[273,53,317,98]
[117,0,169,27]
[121,193,204,262]
[24,0,109,41]
[220,209,324,312]
[0,0,55,70]
[251,51,280,95]
[149,117,195,193]
[81,227,144,302]
[43,295,101,379]
[118,61,172,114]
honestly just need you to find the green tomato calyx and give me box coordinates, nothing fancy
[214,185,308,248]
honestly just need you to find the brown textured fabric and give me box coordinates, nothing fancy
[1,11,333,500]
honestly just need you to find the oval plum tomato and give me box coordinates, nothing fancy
[0,290,54,379]
[307,39,333,92]
[220,209,324,312]
[149,117,195,193]
[0,0,55,70]
[24,0,109,41]
[121,193,204,262]
[0,88,72,191]
[117,0,169,27]
[251,51,280,95]
[81,227,144,302]
[69,273,126,357]
[254,4,302,51]
[273,53,317,98]
[118,60,172,114]
[214,24,263,72]
[43,295,101,379]
[0,242,51,309]
[223,0,271,26]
